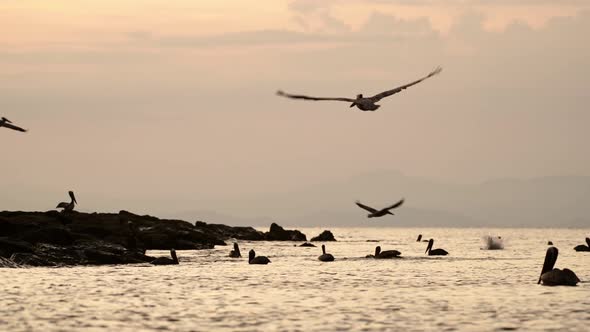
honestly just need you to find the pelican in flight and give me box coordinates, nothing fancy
[0,117,27,132]
[318,244,335,262]
[367,246,401,259]
[276,67,442,111]
[56,191,77,212]
[574,237,590,252]
[425,239,448,256]
[248,249,271,264]
[538,247,580,286]
[355,199,404,218]
[229,242,242,258]
[151,249,179,265]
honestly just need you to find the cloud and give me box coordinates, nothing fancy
[310,0,590,6]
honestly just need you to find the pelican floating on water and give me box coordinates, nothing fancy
[573,238,590,252]
[229,242,241,258]
[0,117,27,132]
[276,67,442,111]
[538,247,580,286]
[425,239,448,256]
[248,249,271,264]
[151,249,179,265]
[56,191,77,212]
[367,246,401,259]
[355,199,404,218]
[318,244,335,262]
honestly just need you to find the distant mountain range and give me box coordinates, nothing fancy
[169,172,590,228]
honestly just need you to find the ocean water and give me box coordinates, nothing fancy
[1,227,589,332]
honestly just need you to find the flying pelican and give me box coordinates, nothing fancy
[229,242,242,258]
[318,244,335,262]
[56,191,77,212]
[355,199,404,218]
[0,117,27,132]
[367,246,401,259]
[425,239,448,256]
[276,67,442,111]
[151,249,179,265]
[574,237,590,252]
[248,249,271,264]
[538,247,580,286]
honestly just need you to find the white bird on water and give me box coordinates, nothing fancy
[56,191,77,212]
[276,67,442,111]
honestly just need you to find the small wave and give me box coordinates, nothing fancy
[482,235,504,250]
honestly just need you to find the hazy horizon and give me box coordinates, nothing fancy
[2,1,589,227]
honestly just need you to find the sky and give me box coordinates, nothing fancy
[1,1,589,222]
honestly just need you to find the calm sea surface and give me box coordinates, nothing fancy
[1,227,589,331]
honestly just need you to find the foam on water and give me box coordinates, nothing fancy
[0,227,589,331]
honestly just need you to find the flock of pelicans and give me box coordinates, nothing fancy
[150,235,589,287]
[4,67,588,287]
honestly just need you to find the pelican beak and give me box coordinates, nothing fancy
[70,191,77,204]
[350,103,356,108]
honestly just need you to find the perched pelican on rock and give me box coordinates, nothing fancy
[248,249,270,264]
[538,247,580,286]
[56,191,77,212]
[318,244,335,262]
[425,239,448,256]
[355,199,404,218]
[573,238,590,252]
[151,249,179,265]
[229,242,241,258]
[276,67,442,111]
[0,117,27,132]
[367,246,401,259]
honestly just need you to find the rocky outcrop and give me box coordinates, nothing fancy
[264,223,306,241]
[0,211,316,267]
[0,210,269,267]
[311,230,336,242]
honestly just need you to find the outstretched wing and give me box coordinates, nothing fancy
[384,198,404,211]
[1,122,27,132]
[277,90,355,102]
[369,67,442,102]
[355,201,378,213]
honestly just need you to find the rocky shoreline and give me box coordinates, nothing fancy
[0,210,315,267]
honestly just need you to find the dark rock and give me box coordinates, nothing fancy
[21,227,74,246]
[264,223,306,241]
[0,257,19,268]
[0,209,287,266]
[121,211,224,249]
[0,237,34,258]
[299,242,316,247]
[311,230,336,242]
[194,221,265,241]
